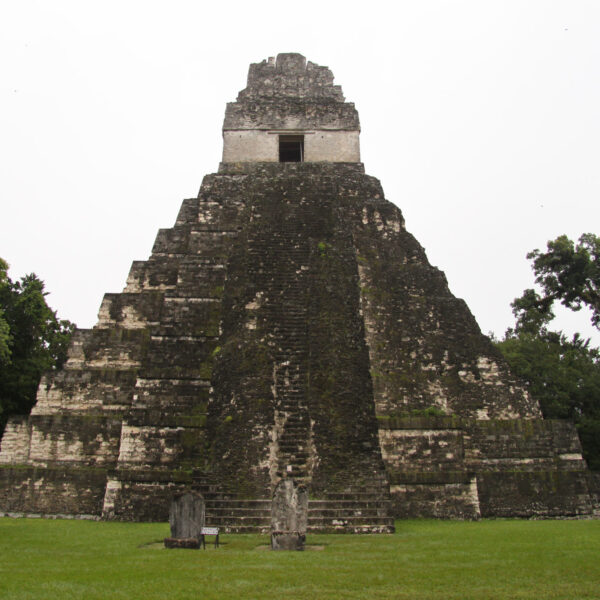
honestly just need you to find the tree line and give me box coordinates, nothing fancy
[0,258,74,432]
[494,234,600,469]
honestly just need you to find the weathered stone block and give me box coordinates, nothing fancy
[389,480,481,520]
[271,479,308,551]
[168,492,205,539]
[28,415,122,467]
[0,465,107,516]
[0,417,31,464]
[477,470,593,517]
[101,477,190,521]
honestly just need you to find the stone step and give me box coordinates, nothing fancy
[276,472,309,479]
[274,320,305,325]
[278,430,308,437]
[273,330,306,334]
[206,508,271,517]
[307,524,396,534]
[204,505,264,512]
[212,524,395,534]
[204,515,271,527]
[323,491,391,500]
[308,508,391,518]
[204,499,271,508]
[208,525,271,534]
[275,470,309,480]
[278,463,308,471]
[277,454,308,463]
[273,332,306,337]
[280,412,309,417]
[202,512,395,534]
[277,448,308,456]
[277,445,308,453]
[278,454,306,468]
[278,439,307,447]
[278,440,309,446]
[279,400,308,406]
[307,516,395,527]
[308,500,391,509]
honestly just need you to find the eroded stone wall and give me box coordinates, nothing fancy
[222,53,360,163]
[0,164,593,525]
[379,415,592,518]
[2,53,593,526]
[222,130,360,163]
[351,198,540,420]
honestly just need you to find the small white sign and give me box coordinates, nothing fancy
[201,527,219,536]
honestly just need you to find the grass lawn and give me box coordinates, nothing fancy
[0,518,598,599]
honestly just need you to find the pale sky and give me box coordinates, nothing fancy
[1,0,599,345]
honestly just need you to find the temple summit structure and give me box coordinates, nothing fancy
[0,54,594,531]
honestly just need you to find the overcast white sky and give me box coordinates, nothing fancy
[1,0,599,345]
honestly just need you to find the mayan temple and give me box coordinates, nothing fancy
[0,54,595,530]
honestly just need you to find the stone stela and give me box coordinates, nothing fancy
[0,53,596,529]
[271,479,308,551]
[164,492,205,549]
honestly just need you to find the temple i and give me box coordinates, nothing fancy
[0,54,594,529]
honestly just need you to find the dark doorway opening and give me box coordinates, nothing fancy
[279,135,304,162]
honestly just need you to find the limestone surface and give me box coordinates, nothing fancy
[169,492,205,539]
[271,479,307,550]
[0,54,595,529]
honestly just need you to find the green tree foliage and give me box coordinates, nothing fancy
[495,234,600,470]
[0,259,12,364]
[512,233,600,333]
[496,331,600,469]
[0,259,75,432]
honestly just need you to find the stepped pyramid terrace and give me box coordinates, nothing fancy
[0,53,595,531]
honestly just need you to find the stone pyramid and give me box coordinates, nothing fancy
[0,54,594,531]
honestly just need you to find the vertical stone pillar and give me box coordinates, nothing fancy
[164,491,205,549]
[271,479,308,550]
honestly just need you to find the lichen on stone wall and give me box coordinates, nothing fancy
[0,55,593,527]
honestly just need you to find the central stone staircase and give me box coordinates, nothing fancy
[194,472,395,533]
[190,197,395,534]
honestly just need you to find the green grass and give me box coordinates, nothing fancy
[0,518,599,599]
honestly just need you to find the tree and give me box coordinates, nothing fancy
[0,259,75,433]
[0,259,12,364]
[512,233,600,333]
[495,234,600,470]
[497,330,600,470]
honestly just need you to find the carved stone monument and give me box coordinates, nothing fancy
[271,479,308,551]
[164,492,205,549]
